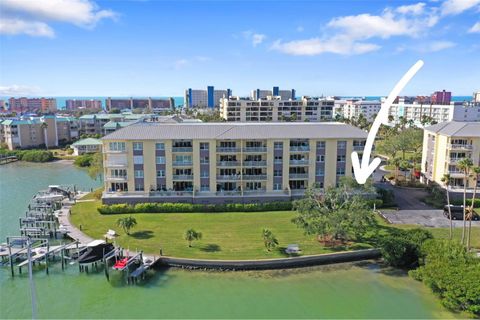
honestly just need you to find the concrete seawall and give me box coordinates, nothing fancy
[159,249,381,270]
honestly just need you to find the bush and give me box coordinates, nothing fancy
[74,154,94,167]
[98,201,293,214]
[92,188,103,200]
[379,228,433,268]
[17,150,54,162]
[410,240,480,316]
[376,188,396,207]
[451,198,480,207]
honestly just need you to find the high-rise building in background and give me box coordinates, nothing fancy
[250,87,296,100]
[184,86,232,108]
[106,97,174,112]
[7,97,57,113]
[430,90,452,105]
[65,99,102,110]
[474,91,480,103]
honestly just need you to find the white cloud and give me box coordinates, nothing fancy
[422,40,456,51]
[0,0,116,37]
[0,0,117,28]
[0,18,54,37]
[296,26,304,32]
[271,36,380,56]
[242,30,267,47]
[0,85,41,96]
[441,0,480,15]
[469,21,480,32]
[396,2,426,15]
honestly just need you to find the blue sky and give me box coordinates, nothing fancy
[0,0,479,97]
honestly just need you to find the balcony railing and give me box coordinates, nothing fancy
[106,149,127,154]
[216,175,241,181]
[172,161,193,166]
[353,145,365,151]
[243,161,267,167]
[217,147,240,153]
[243,189,266,193]
[447,157,467,164]
[290,146,310,152]
[243,175,267,180]
[217,161,240,167]
[105,161,128,167]
[243,147,267,153]
[449,144,473,150]
[172,147,193,152]
[105,176,128,181]
[289,173,309,179]
[289,159,309,165]
[172,174,193,181]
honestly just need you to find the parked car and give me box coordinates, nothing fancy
[443,205,480,221]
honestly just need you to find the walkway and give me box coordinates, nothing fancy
[57,196,94,245]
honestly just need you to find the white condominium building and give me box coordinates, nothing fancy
[250,87,296,100]
[220,96,334,122]
[184,86,232,108]
[388,102,480,125]
[334,99,381,122]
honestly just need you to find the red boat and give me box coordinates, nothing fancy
[113,257,128,270]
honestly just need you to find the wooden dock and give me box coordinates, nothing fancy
[0,155,18,165]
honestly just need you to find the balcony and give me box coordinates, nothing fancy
[448,171,464,178]
[217,147,240,153]
[243,175,267,180]
[353,145,365,151]
[217,161,240,167]
[172,147,193,153]
[447,157,468,165]
[290,146,310,152]
[243,160,267,167]
[172,174,193,181]
[289,159,309,165]
[243,189,266,194]
[105,161,128,168]
[216,175,241,181]
[449,144,473,150]
[289,173,309,179]
[105,175,128,182]
[172,161,193,166]
[105,149,127,154]
[243,147,267,153]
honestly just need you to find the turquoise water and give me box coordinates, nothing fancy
[0,162,460,319]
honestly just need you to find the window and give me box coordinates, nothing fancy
[316,155,325,162]
[316,141,325,149]
[200,143,209,150]
[336,167,345,175]
[134,170,144,178]
[337,141,347,149]
[135,183,144,191]
[316,168,324,176]
[133,142,143,151]
[155,143,165,150]
[201,171,209,178]
[156,170,165,177]
[133,155,144,165]
[156,156,165,164]
[274,142,283,150]
[274,183,282,190]
[109,142,126,151]
[337,155,346,162]
[201,184,209,191]
[274,155,283,163]
[200,156,209,164]
[274,170,282,177]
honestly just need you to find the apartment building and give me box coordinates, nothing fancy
[65,99,102,110]
[334,99,381,122]
[8,97,57,113]
[184,86,232,108]
[474,91,480,103]
[105,97,174,112]
[101,122,367,204]
[78,113,152,135]
[250,87,296,100]
[421,121,480,189]
[388,101,480,125]
[430,90,451,105]
[220,96,334,122]
[0,115,78,150]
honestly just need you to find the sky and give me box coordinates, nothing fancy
[0,0,479,97]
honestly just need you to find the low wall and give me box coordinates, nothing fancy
[158,249,381,270]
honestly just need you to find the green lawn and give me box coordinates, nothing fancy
[70,200,372,259]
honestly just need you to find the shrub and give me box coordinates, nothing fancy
[376,188,396,207]
[17,150,54,162]
[92,188,103,200]
[97,201,293,214]
[74,154,94,167]
[451,198,480,207]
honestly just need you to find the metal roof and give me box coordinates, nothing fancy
[102,122,368,141]
[424,121,480,137]
[71,138,102,146]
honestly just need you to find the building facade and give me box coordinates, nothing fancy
[430,90,452,105]
[474,91,480,103]
[0,115,78,150]
[65,99,102,110]
[101,122,367,204]
[105,97,174,112]
[421,122,480,189]
[184,86,232,108]
[220,96,334,122]
[250,87,296,100]
[8,97,57,114]
[71,138,102,155]
[334,99,382,122]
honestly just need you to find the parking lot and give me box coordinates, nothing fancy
[380,209,480,228]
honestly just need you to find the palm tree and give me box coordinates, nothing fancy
[441,174,453,240]
[262,228,279,252]
[184,228,202,247]
[389,157,402,182]
[466,166,480,249]
[457,158,473,244]
[116,216,137,235]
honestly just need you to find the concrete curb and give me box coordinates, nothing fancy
[158,249,381,270]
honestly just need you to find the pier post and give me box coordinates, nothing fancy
[61,245,65,271]
[8,244,14,277]
[45,243,49,275]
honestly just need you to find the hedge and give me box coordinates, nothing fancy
[98,201,293,214]
[451,198,480,207]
